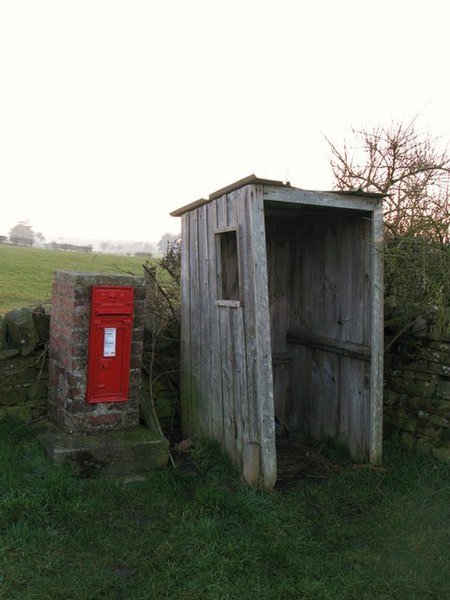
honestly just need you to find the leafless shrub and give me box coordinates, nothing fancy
[141,239,181,440]
[328,120,450,337]
[328,120,450,240]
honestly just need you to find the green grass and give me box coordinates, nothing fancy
[0,420,449,600]
[0,245,148,315]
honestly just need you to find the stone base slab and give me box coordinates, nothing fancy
[33,420,169,478]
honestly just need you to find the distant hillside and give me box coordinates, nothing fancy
[0,245,150,315]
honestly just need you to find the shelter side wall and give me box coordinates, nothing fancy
[180,203,224,440]
[265,218,293,426]
[288,213,373,459]
[180,185,276,485]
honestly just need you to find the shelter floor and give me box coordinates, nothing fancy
[275,435,343,488]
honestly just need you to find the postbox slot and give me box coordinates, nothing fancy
[93,309,133,316]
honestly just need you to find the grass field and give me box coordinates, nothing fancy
[0,420,449,600]
[0,245,148,315]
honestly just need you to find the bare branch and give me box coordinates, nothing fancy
[327,120,450,336]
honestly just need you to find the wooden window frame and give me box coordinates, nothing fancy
[214,226,242,308]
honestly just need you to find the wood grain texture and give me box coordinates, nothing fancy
[268,206,381,460]
[197,205,212,437]
[187,210,201,435]
[263,186,376,212]
[266,219,292,425]
[207,201,223,442]
[246,185,276,487]
[287,330,371,361]
[179,214,192,436]
[370,202,384,463]
[177,181,383,487]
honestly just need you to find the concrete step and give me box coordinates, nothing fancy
[33,420,169,478]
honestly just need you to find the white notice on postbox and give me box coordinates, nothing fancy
[104,328,117,357]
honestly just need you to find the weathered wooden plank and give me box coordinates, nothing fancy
[210,174,284,201]
[246,184,276,487]
[242,442,260,485]
[263,186,376,212]
[236,190,259,458]
[207,200,223,443]
[289,221,304,332]
[272,352,291,365]
[266,226,292,425]
[334,216,353,343]
[216,193,229,228]
[180,213,192,437]
[287,346,299,431]
[362,218,372,347]
[215,300,241,308]
[295,221,325,336]
[219,305,236,461]
[290,344,337,442]
[232,307,247,465]
[360,216,374,460]
[317,351,339,440]
[170,197,209,218]
[286,222,306,434]
[214,194,230,450]
[214,225,239,234]
[272,363,290,425]
[346,218,370,344]
[323,217,339,340]
[287,330,371,361]
[227,190,238,225]
[304,347,319,439]
[321,214,369,347]
[338,356,367,459]
[197,204,212,437]
[187,209,202,436]
[370,201,384,464]
[362,360,372,458]
[266,233,291,353]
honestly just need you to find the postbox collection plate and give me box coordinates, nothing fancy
[86,286,134,403]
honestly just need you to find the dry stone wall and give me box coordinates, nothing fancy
[384,308,450,462]
[0,297,179,435]
[0,307,49,421]
[2,296,450,464]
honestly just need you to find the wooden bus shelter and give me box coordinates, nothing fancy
[171,175,384,487]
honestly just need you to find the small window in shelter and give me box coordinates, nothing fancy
[216,229,240,301]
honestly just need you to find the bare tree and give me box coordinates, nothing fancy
[328,120,450,241]
[328,121,450,338]
[157,232,180,255]
[9,220,35,246]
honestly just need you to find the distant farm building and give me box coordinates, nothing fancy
[10,236,33,247]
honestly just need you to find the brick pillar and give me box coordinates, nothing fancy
[48,271,145,434]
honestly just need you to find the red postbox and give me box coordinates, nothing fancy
[86,286,134,403]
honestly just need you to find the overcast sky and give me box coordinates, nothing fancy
[1,0,450,244]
